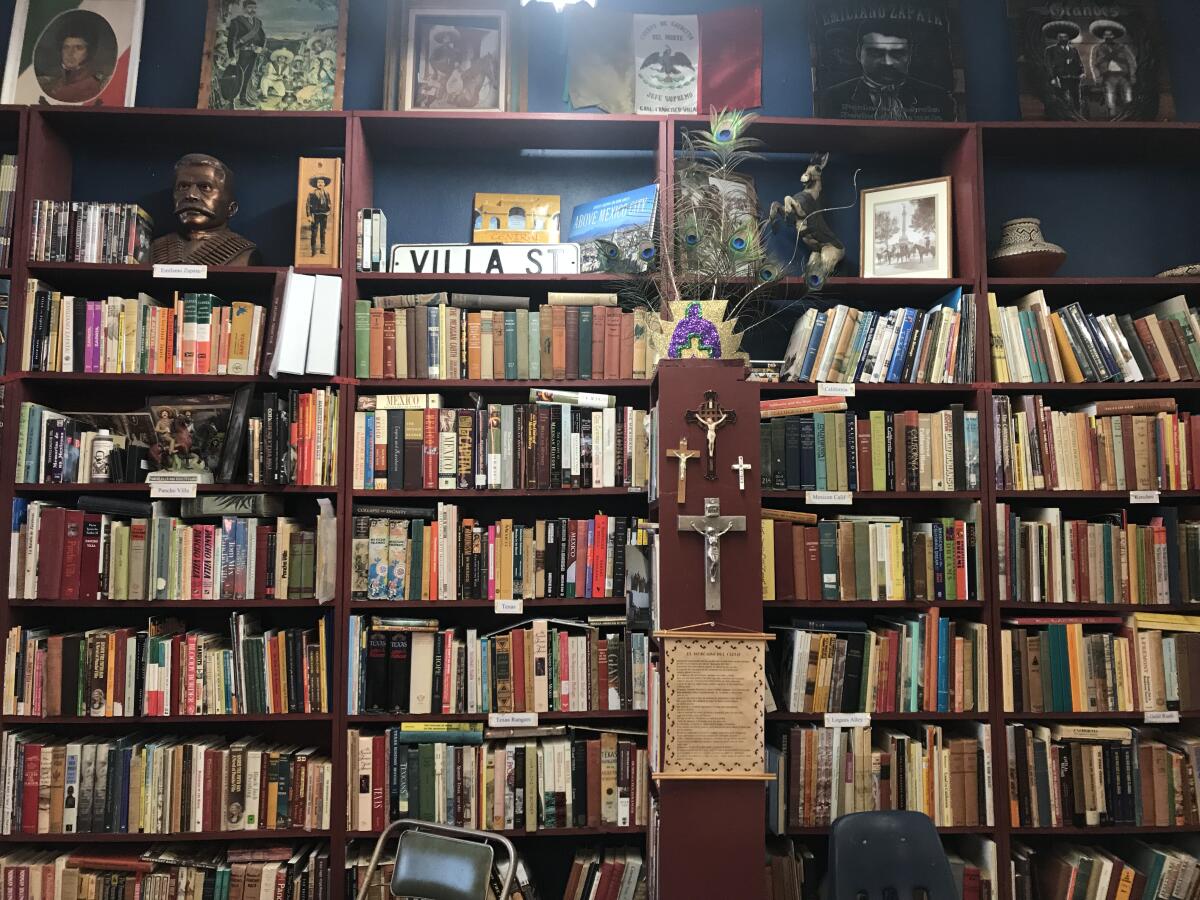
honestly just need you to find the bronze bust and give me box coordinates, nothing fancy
[151,153,259,266]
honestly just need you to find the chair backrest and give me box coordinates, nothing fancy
[390,829,495,900]
[828,811,958,900]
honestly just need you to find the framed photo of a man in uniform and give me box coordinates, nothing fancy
[1,0,145,106]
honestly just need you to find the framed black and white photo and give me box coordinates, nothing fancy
[861,177,953,279]
[809,0,964,122]
[403,7,506,112]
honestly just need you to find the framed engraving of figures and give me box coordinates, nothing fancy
[1,0,145,106]
[402,7,507,112]
[860,177,953,280]
[1007,0,1173,121]
[198,0,348,111]
[809,0,964,122]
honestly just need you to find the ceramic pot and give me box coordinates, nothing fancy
[989,218,1067,277]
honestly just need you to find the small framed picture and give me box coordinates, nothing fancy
[860,176,953,279]
[403,7,506,112]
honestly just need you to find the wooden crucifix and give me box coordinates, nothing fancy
[666,437,699,504]
[677,497,746,612]
[686,390,737,481]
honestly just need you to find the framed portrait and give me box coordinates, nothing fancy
[198,0,348,111]
[1007,0,1173,121]
[810,0,964,122]
[1,0,145,106]
[403,7,507,112]
[860,177,953,279]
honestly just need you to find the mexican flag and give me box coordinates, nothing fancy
[1,0,144,106]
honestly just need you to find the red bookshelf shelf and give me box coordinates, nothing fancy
[351,597,626,610]
[998,602,1195,613]
[1002,711,1200,721]
[356,378,649,390]
[1010,825,1200,836]
[0,829,328,844]
[355,110,660,151]
[764,600,985,611]
[761,490,982,501]
[767,711,985,722]
[345,825,646,840]
[8,598,330,609]
[990,381,1200,393]
[14,483,336,494]
[20,372,332,386]
[756,382,980,395]
[1,713,334,725]
[786,825,992,836]
[994,489,1200,500]
[352,487,645,499]
[347,710,646,723]
[671,114,972,155]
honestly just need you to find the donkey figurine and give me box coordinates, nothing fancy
[768,151,845,290]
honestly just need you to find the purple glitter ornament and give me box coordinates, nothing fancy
[668,302,722,359]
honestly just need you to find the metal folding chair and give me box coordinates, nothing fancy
[353,819,517,900]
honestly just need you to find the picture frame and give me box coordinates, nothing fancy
[1,0,146,106]
[198,0,348,111]
[402,7,507,112]
[860,176,953,279]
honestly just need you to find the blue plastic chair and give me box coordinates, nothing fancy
[828,811,957,900]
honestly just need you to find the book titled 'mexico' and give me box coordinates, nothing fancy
[568,184,659,274]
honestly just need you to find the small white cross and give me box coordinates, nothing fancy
[731,456,752,491]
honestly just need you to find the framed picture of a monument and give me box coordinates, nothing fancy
[809,0,965,122]
[198,0,348,111]
[1,0,146,106]
[861,177,953,280]
[1007,0,1173,121]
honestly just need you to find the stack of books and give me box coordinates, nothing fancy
[990,291,1200,383]
[771,614,989,714]
[28,200,153,264]
[355,293,652,381]
[776,724,993,828]
[352,392,649,492]
[762,510,981,603]
[4,612,330,717]
[8,500,336,602]
[992,396,1197,491]
[759,397,981,492]
[247,388,340,487]
[346,727,647,833]
[1000,616,1134,713]
[19,283,266,375]
[994,504,1188,606]
[1004,723,1199,828]
[0,731,333,834]
[347,616,649,715]
[351,506,651,602]
[781,291,976,384]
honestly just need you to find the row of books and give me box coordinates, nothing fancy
[1000,618,1138,714]
[354,208,387,272]
[352,394,649,492]
[3,613,330,718]
[769,614,989,714]
[562,848,645,900]
[248,389,340,487]
[780,291,976,384]
[990,291,1200,384]
[351,507,651,602]
[761,511,981,603]
[345,840,540,900]
[992,395,1197,492]
[769,724,993,829]
[758,399,982,492]
[1131,613,1200,714]
[994,505,1186,606]
[28,200,153,264]
[1005,722,1199,828]
[0,731,333,835]
[0,156,17,269]
[354,298,652,381]
[14,402,149,486]
[1011,840,1196,900]
[8,501,336,602]
[20,286,267,375]
[346,728,647,833]
[0,843,331,900]
[348,616,648,716]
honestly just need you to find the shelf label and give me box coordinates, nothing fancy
[1130,490,1160,504]
[1145,710,1180,724]
[825,712,871,728]
[495,598,523,615]
[817,382,856,398]
[149,480,199,499]
[488,712,538,728]
[806,490,853,505]
[153,264,207,280]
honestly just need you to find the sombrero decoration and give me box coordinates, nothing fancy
[1089,19,1127,39]
[309,176,332,187]
[269,47,295,63]
[1042,19,1081,40]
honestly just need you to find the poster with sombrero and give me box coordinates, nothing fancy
[1008,0,1173,121]
[198,0,348,111]
[295,156,343,268]
[1,0,145,106]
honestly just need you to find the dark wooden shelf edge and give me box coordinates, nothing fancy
[2,714,334,724]
[1003,711,1200,720]
[762,491,982,500]
[995,490,1200,499]
[998,602,1199,612]
[345,826,646,839]
[767,711,986,721]
[356,378,649,389]
[352,488,647,498]
[351,597,626,609]
[1011,825,1200,835]
[786,825,993,836]
[0,829,327,843]
[14,483,336,494]
[765,601,985,611]
[347,710,647,723]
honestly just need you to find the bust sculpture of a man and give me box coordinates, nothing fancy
[151,153,259,266]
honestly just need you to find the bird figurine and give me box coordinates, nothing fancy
[640,48,694,76]
[768,151,846,290]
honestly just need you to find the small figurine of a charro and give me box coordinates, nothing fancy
[151,153,259,266]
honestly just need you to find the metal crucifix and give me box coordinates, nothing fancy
[685,390,736,481]
[677,497,746,612]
